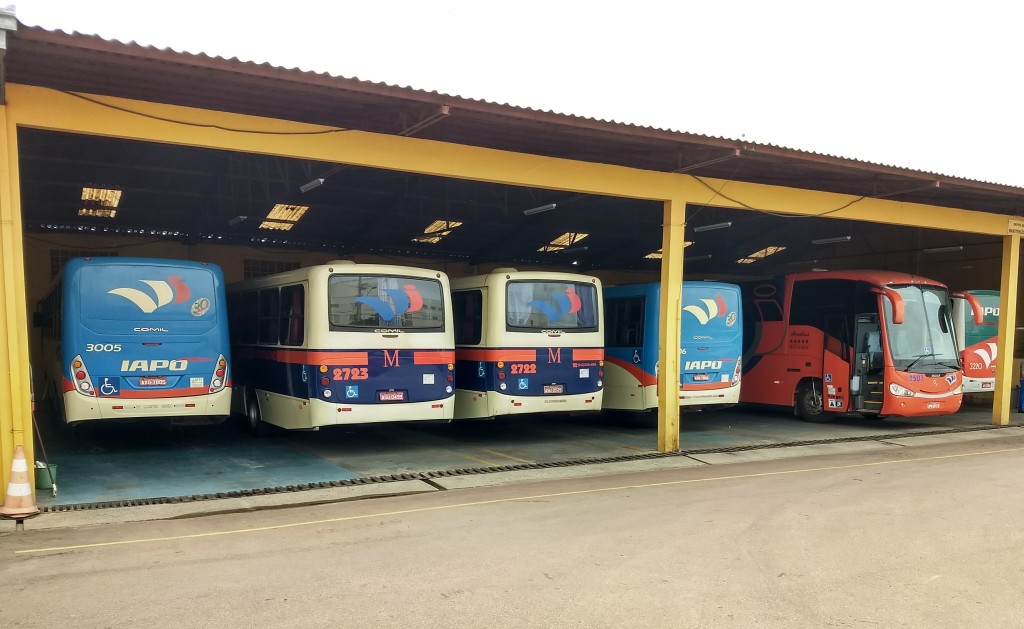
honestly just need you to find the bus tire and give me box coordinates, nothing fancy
[795,380,830,423]
[246,393,272,437]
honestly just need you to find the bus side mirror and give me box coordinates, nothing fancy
[872,287,904,325]
[952,292,984,326]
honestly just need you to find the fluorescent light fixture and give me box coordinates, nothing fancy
[922,245,964,254]
[228,215,247,226]
[685,254,712,263]
[811,236,852,245]
[559,246,589,255]
[523,203,557,216]
[299,178,325,193]
[692,221,732,233]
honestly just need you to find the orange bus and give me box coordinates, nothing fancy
[740,270,968,421]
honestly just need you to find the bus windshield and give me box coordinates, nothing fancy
[883,284,960,373]
[506,281,598,330]
[328,274,444,330]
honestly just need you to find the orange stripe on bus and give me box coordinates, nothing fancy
[457,349,538,362]
[414,351,456,365]
[281,350,369,365]
[572,349,604,361]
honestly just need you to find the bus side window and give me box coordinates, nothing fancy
[453,290,482,345]
[279,284,304,346]
[258,288,281,345]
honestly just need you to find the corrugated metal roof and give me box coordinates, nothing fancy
[6,23,1024,274]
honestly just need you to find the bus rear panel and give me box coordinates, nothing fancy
[228,262,455,431]
[53,257,230,423]
[604,281,742,411]
[452,269,604,418]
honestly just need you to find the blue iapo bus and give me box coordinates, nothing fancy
[34,257,231,424]
[603,281,742,411]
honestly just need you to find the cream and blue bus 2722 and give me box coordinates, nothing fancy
[451,268,604,419]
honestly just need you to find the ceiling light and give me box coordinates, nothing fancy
[922,245,964,254]
[523,203,557,216]
[811,236,852,245]
[228,215,247,226]
[559,246,589,255]
[692,221,732,233]
[299,178,325,193]
[685,254,712,262]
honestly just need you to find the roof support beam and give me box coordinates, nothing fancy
[8,84,1012,238]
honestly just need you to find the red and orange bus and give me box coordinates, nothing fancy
[740,270,965,421]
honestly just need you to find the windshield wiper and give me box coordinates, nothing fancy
[904,353,936,372]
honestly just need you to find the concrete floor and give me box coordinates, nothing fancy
[29,400,1018,508]
[7,434,1024,628]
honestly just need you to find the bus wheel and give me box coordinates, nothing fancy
[795,380,830,423]
[246,394,272,437]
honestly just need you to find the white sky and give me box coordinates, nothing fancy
[13,0,1024,187]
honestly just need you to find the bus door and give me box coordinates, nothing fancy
[851,315,884,414]
[822,313,852,413]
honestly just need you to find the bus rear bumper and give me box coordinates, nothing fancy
[455,389,603,418]
[63,388,232,423]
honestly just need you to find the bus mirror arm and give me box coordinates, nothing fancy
[952,292,984,326]
[872,287,904,325]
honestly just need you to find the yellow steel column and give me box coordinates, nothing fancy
[657,196,686,452]
[0,104,33,489]
[993,234,1020,425]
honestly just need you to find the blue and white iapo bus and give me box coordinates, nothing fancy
[34,257,231,424]
[603,281,742,411]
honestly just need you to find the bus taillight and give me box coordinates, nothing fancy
[71,355,95,394]
[209,354,228,392]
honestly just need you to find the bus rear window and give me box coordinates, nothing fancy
[506,281,598,330]
[328,275,444,330]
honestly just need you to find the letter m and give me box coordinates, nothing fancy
[383,350,401,367]
[547,347,562,364]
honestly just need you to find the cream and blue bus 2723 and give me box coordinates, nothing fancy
[227,261,455,435]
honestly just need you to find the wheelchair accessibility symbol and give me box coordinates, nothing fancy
[478,362,486,378]
[99,377,119,396]
[518,378,529,390]
[345,385,359,399]
[632,350,641,364]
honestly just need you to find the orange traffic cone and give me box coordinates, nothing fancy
[0,445,40,520]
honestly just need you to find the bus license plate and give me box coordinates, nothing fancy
[693,373,710,381]
[927,402,940,409]
[379,391,405,402]
[543,384,564,395]
[139,376,168,386]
